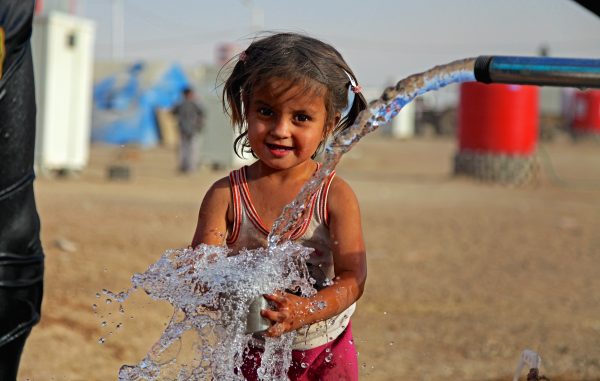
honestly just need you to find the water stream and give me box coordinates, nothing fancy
[101,58,477,381]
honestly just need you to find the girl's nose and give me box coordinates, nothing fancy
[270,117,291,138]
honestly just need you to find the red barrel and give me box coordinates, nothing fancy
[572,90,600,134]
[35,0,44,15]
[459,83,539,155]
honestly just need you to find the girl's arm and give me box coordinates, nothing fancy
[191,177,232,247]
[262,176,367,337]
[184,177,231,306]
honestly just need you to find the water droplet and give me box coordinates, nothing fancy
[389,341,394,346]
[92,304,97,311]
[106,299,112,304]
[95,293,100,298]
[383,311,387,315]
[116,323,123,329]
[325,348,331,353]
[361,362,367,369]
[101,321,107,327]
[300,362,308,369]
[119,304,125,314]
[98,337,105,344]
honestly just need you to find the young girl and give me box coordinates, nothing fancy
[191,32,368,380]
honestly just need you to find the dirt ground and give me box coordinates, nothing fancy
[17,133,600,381]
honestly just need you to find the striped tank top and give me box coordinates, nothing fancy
[226,165,356,350]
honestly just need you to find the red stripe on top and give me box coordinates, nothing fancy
[239,167,271,236]
[287,163,322,239]
[288,190,319,240]
[317,170,336,226]
[228,164,327,243]
[226,170,242,245]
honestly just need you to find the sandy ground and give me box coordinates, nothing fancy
[17,133,600,381]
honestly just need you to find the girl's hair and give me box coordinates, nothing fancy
[222,32,367,158]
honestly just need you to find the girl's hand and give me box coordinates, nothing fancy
[261,292,312,337]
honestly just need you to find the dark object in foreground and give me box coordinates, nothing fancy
[0,0,45,379]
[573,0,600,18]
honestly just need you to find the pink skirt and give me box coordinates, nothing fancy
[241,322,358,381]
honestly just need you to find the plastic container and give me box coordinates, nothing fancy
[572,90,600,134]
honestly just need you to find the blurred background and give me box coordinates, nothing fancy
[17,1,600,380]
[30,0,600,173]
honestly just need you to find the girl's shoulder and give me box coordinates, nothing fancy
[327,174,354,192]
[209,175,231,193]
[193,175,233,247]
[326,175,360,212]
[209,164,249,190]
[201,175,232,209]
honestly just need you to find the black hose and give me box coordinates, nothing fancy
[474,55,600,88]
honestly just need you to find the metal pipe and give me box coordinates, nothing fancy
[474,55,600,88]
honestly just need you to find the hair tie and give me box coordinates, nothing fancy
[344,70,360,92]
[340,70,360,119]
[239,51,248,62]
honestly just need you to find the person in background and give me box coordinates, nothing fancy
[172,87,205,174]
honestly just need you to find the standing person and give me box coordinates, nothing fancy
[0,1,45,380]
[192,32,368,380]
[172,87,205,173]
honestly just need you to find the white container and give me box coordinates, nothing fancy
[388,100,415,139]
[31,12,95,172]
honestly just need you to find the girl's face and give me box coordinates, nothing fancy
[246,78,334,171]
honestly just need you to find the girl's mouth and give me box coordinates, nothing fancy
[266,143,293,157]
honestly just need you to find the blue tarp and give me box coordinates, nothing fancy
[91,62,190,147]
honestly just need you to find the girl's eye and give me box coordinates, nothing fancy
[258,107,273,117]
[295,114,311,122]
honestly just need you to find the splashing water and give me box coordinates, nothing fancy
[106,58,476,380]
[108,242,315,380]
